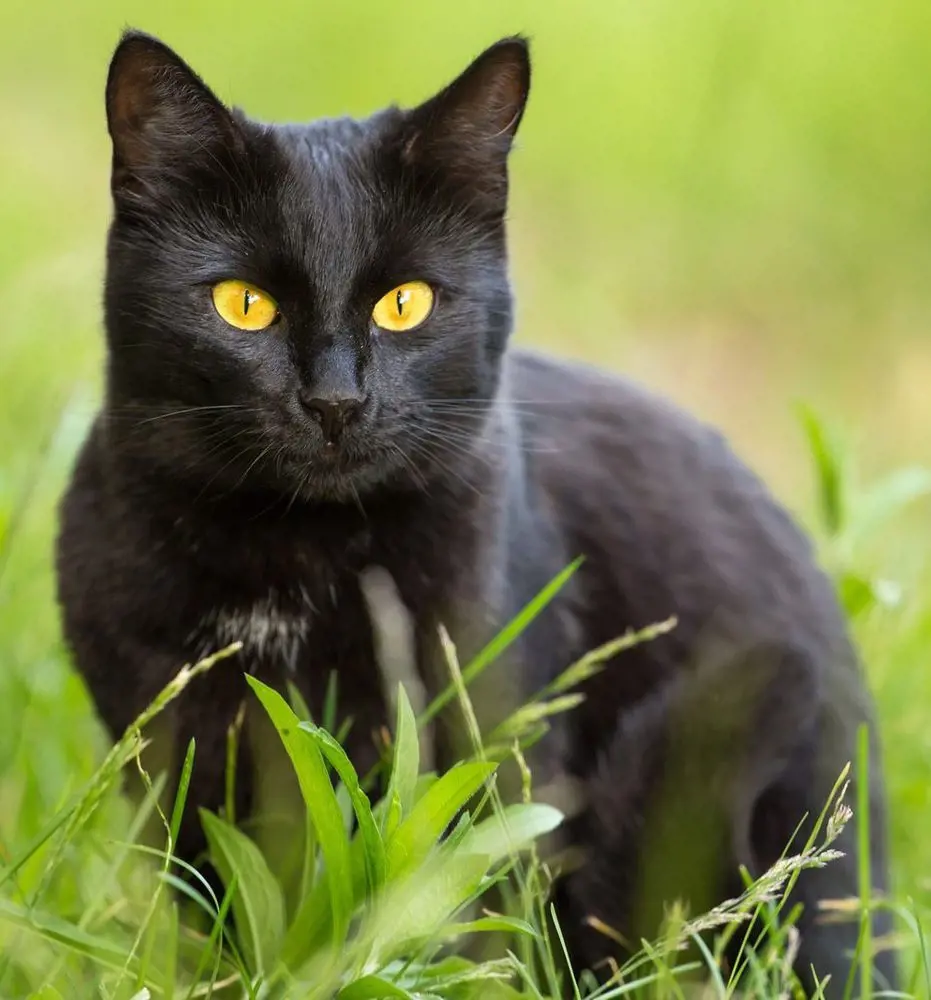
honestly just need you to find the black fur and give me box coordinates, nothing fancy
[57,30,893,995]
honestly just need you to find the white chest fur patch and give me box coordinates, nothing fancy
[191,573,434,771]
[196,596,310,673]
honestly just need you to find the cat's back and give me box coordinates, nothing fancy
[505,348,855,675]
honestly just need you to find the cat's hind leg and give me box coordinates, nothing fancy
[554,642,891,996]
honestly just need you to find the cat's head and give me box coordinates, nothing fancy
[103,30,530,503]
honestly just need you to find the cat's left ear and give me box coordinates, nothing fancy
[402,37,530,217]
[105,31,242,203]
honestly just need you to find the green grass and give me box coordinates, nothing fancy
[0,581,890,997]
[2,1,931,995]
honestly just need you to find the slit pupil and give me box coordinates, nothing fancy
[396,290,404,317]
[243,289,251,316]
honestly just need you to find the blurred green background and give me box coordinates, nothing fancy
[1,0,929,937]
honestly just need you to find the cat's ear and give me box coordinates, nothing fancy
[105,31,241,200]
[402,37,530,216]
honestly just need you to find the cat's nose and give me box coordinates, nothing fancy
[299,389,366,443]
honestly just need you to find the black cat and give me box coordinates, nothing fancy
[56,30,893,995]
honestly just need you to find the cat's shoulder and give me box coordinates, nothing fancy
[508,346,674,402]
[505,347,731,458]
[503,347,817,573]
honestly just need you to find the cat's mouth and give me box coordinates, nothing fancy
[316,443,362,469]
[287,438,370,476]
[272,426,401,500]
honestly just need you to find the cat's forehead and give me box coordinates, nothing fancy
[274,115,375,166]
[259,113,402,235]
[267,111,397,188]
[247,112,406,281]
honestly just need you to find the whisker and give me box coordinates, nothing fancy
[349,481,366,518]
[410,419,561,457]
[136,404,257,425]
[284,468,310,515]
[224,443,274,498]
[388,442,431,495]
[418,397,577,408]
[195,443,263,503]
[401,437,485,499]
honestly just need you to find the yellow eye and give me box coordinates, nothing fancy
[371,281,434,332]
[211,279,279,331]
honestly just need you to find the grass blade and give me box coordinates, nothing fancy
[419,558,583,725]
[224,704,245,825]
[200,809,286,977]
[169,738,196,853]
[798,404,845,537]
[385,761,496,880]
[182,874,240,1000]
[0,801,77,890]
[301,721,387,897]
[858,724,874,1000]
[246,677,353,950]
[384,684,419,829]
[0,897,131,970]
[337,974,415,998]
[458,803,563,865]
[323,669,340,733]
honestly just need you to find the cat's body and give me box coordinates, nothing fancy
[57,31,893,996]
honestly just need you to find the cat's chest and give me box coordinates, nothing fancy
[176,503,476,724]
[181,508,374,660]
[192,573,373,668]
[187,561,430,716]
[196,589,320,673]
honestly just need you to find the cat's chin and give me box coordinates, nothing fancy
[275,446,406,505]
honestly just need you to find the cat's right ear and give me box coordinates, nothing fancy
[106,31,241,201]
[401,37,531,218]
